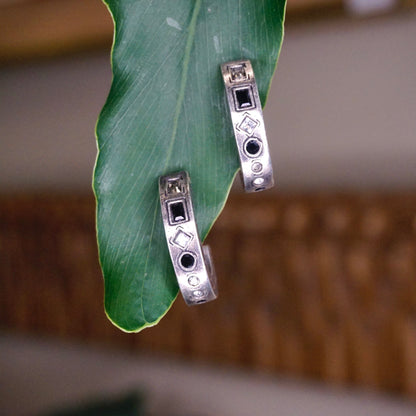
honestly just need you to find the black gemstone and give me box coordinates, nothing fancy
[235,88,252,109]
[170,201,186,222]
[180,253,195,269]
[245,139,261,155]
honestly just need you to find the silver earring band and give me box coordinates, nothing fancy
[159,171,218,305]
[221,59,274,192]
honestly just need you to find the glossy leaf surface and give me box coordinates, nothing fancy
[94,0,286,332]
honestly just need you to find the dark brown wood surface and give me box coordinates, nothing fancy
[1,193,416,398]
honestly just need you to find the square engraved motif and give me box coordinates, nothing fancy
[166,178,184,195]
[238,114,259,135]
[167,199,188,225]
[171,228,193,249]
[229,64,247,82]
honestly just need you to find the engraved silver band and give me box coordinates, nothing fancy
[221,59,274,192]
[159,171,218,305]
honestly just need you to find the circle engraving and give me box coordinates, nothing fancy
[179,252,196,270]
[188,275,200,287]
[251,162,263,173]
[245,139,261,156]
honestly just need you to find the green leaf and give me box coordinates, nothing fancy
[94,0,286,332]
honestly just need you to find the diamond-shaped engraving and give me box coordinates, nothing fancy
[170,228,193,249]
[238,114,259,135]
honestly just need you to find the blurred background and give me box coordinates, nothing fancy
[1,0,416,415]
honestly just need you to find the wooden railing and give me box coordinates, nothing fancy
[1,192,416,398]
[0,0,356,63]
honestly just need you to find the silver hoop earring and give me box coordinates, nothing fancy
[221,59,274,192]
[159,171,218,305]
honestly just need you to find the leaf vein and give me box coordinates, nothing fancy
[163,0,202,171]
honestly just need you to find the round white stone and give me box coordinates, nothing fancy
[188,276,200,287]
[253,177,265,186]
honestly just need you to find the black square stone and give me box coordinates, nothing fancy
[235,88,252,109]
[170,201,186,223]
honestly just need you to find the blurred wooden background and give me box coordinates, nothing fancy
[2,0,416,64]
[1,193,416,398]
